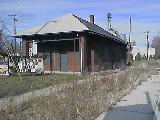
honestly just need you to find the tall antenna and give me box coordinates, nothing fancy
[107,13,112,31]
[129,17,132,43]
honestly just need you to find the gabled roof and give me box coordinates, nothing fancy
[73,15,123,42]
[16,14,126,44]
[16,14,89,36]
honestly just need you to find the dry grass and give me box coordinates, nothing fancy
[0,74,81,98]
[0,67,155,120]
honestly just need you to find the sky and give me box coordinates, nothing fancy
[0,0,160,46]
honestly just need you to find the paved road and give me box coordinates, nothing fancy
[96,73,160,120]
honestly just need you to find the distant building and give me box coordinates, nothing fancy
[131,46,155,60]
[15,14,128,74]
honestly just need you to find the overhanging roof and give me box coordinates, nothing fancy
[16,13,127,44]
[16,14,89,36]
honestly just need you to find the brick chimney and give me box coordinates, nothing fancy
[89,15,94,24]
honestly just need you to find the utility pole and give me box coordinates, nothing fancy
[8,14,18,55]
[107,13,112,31]
[127,17,132,65]
[145,31,149,60]
[129,17,132,43]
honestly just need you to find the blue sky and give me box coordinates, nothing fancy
[1,0,160,46]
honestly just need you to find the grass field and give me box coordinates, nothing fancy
[0,67,155,120]
[0,60,159,119]
[0,74,81,98]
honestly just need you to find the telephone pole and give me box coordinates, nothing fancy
[127,17,132,65]
[129,17,132,43]
[8,14,18,55]
[145,31,149,60]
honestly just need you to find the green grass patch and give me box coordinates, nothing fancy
[0,74,81,98]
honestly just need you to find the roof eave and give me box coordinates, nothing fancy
[15,30,89,38]
[89,31,127,45]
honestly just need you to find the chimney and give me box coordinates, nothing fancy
[89,15,94,24]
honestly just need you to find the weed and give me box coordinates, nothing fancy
[0,67,155,120]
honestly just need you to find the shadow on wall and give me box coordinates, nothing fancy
[101,104,154,120]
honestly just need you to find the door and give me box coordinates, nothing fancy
[60,53,68,71]
[43,53,50,71]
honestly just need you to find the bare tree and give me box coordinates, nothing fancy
[131,41,136,46]
[0,30,12,56]
[151,35,160,59]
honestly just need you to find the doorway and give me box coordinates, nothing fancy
[60,52,68,71]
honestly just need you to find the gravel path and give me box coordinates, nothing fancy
[0,85,59,110]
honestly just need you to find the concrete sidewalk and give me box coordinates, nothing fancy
[96,73,160,120]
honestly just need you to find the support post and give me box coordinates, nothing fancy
[91,50,95,72]
[50,52,53,74]
[91,41,95,72]
[53,50,56,74]
[80,36,86,75]
[22,40,27,56]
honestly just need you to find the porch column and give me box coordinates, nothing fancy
[112,45,115,69]
[22,39,28,56]
[80,36,86,75]
[50,52,53,73]
[91,49,95,72]
[91,40,95,72]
